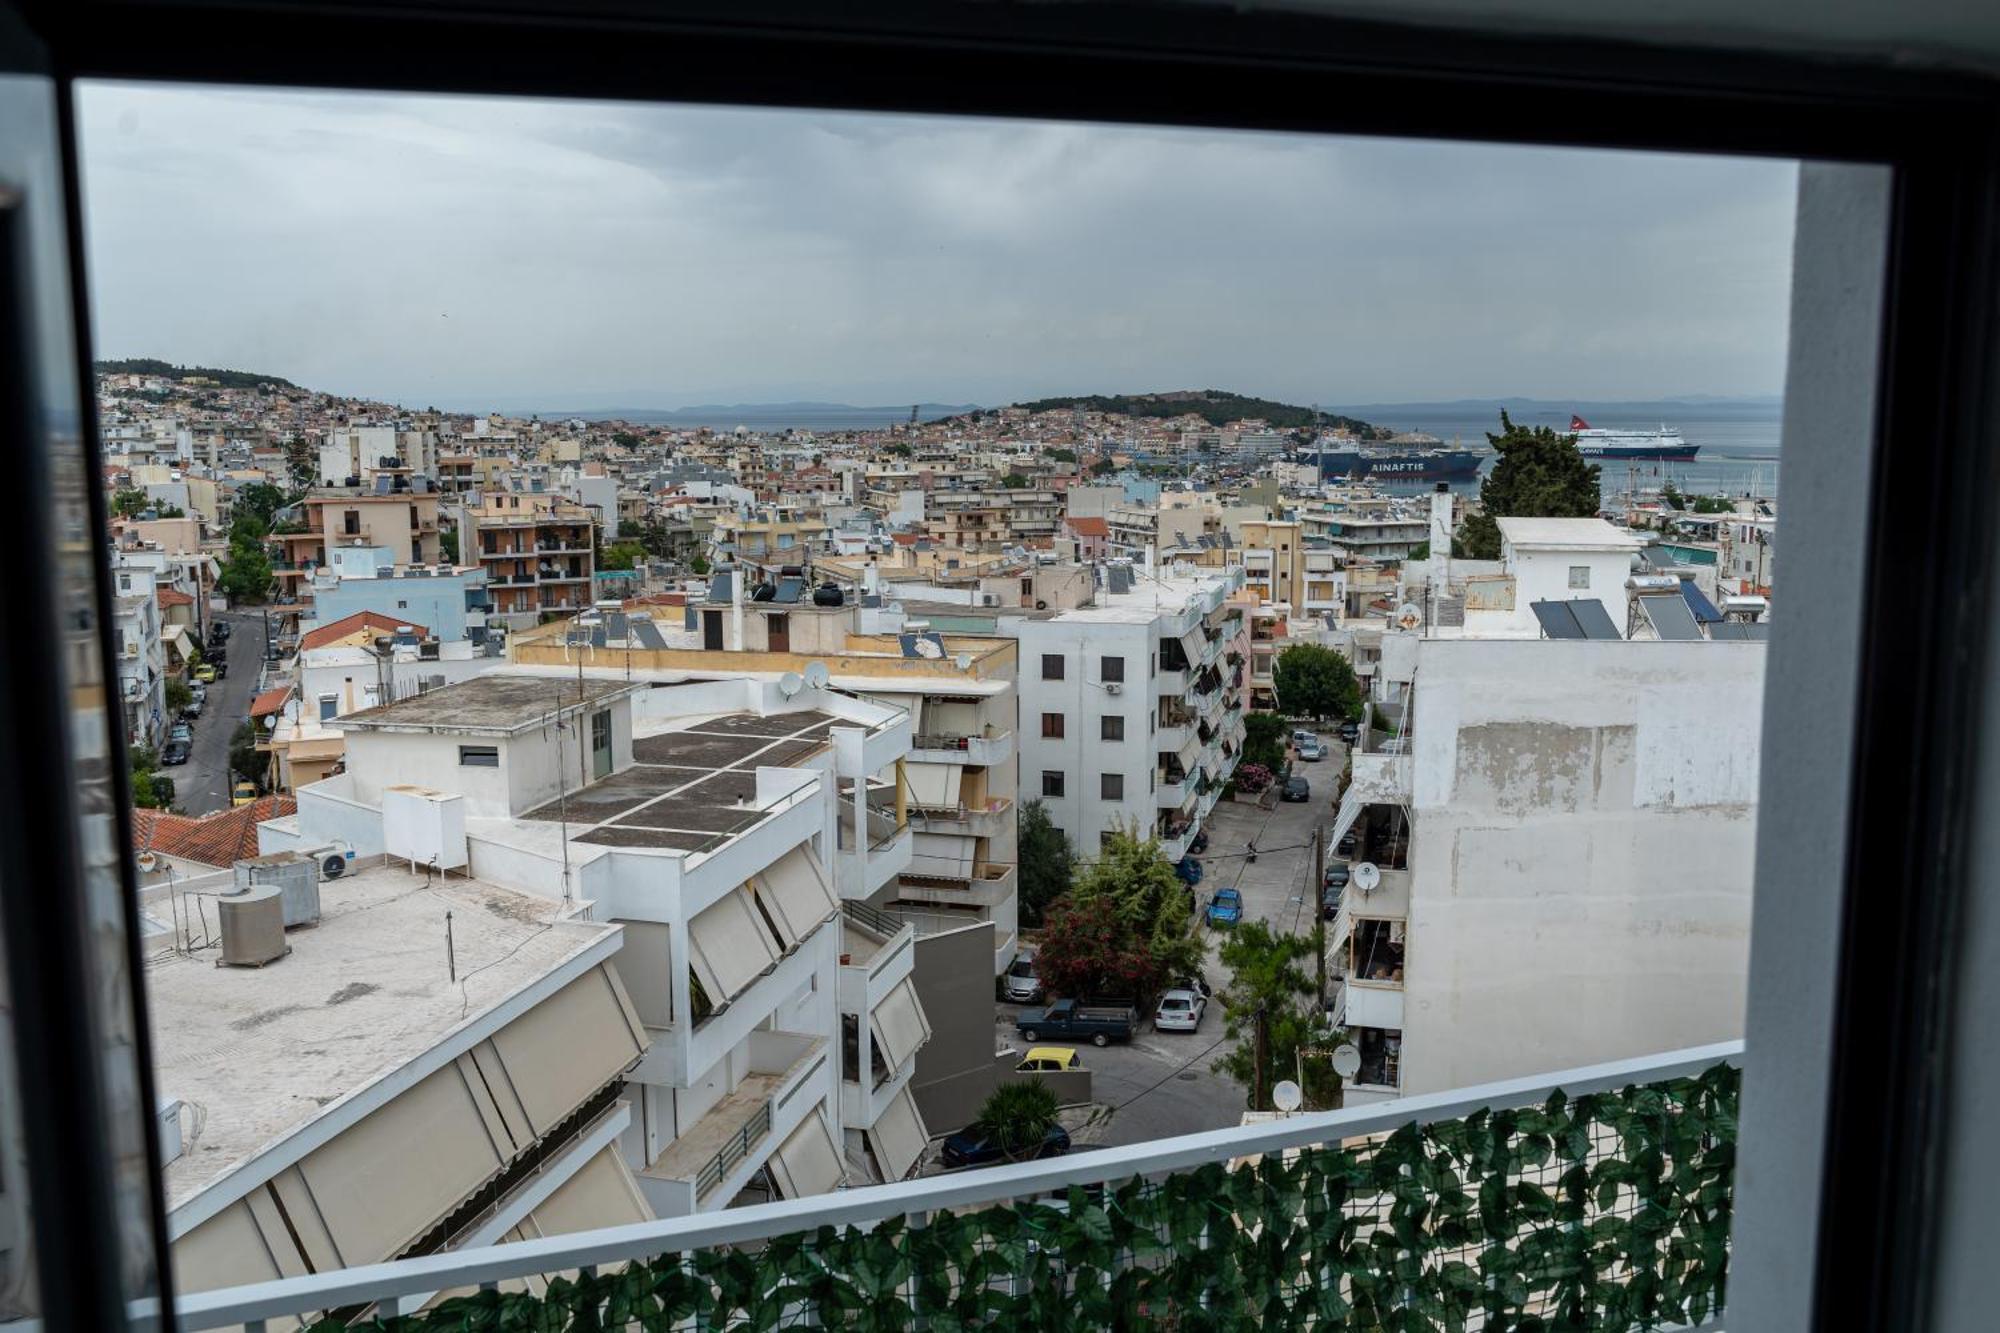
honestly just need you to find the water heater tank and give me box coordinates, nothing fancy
[232,851,321,928]
[218,887,288,968]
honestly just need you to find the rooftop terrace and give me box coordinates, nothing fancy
[336,675,637,734]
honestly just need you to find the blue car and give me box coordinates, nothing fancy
[941,1123,1072,1169]
[1175,857,1204,886]
[1206,887,1243,928]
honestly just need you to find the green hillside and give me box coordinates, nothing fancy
[95,358,300,392]
[1012,389,1389,437]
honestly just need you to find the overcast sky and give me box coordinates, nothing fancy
[76,83,1799,412]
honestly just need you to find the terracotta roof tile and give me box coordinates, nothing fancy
[157,588,195,607]
[1065,516,1110,537]
[250,687,291,718]
[131,796,298,868]
[299,610,430,652]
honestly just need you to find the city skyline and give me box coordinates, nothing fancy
[79,83,1799,411]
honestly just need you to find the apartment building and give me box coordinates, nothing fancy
[314,424,441,485]
[452,492,597,628]
[110,556,167,749]
[706,507,829,582]
[1011,565,1246,863]
[304,543,492,641]
[1235,518,1306,606]
[271,486,445,602]
[920,488,1063,551]
[260,670,934,1213]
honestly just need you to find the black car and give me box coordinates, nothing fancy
[1338,721,1360,744]
[940,1123,1072,1170]
[213,622,232,641]
[1281,775,1310,802]
[1188,829,1209,855]
[1336,832,1358,858]
[160,740,190,766]
[1321,884,1342,919]
[211,659,228,679]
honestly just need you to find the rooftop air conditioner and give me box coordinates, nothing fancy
[1103,681,1123,696]
[218,887,289,967]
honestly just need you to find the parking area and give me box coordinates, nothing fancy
[987,745,1346,1148]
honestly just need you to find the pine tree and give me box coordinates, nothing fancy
[1456,410,1602,559]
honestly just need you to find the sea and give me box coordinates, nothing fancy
[1329,400,1785,502]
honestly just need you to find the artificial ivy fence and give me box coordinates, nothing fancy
[339,1061,1737,1332]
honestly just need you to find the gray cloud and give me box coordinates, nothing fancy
[77,82,1798,410]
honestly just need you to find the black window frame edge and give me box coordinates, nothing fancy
[10,1,2000,1328]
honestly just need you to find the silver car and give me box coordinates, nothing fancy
[1155,987,1205,1032]
[1004,955,1043,1004]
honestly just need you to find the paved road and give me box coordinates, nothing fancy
[989,763,1342,1149]
[174,609,269,815]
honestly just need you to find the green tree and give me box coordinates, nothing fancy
[1017,799,1074,928]
[228,722,265,787]
[611,430,642,449]
[1001,472,1029,489]
[1038,829,1202,997]
[165,678,192,715]
[110,488,148,517]
[218,540,273,604]
[439,526,459,563]
[127,744,176,810]
[600,541,647,571]
[1242,710,1289,772]
[1047,447,1078,464]
[282,433,316,492]
[234,481,290,528]
[1455,410,1602,560]
[688,553,711,575]
[155,504,186,519]
[1089,458,1115,477]
[1661,478,1687,511]
[1211,921,1341,1110]
[617,519,642,539]
[1034,892,1159,1001]
[1691,494,1733,514]
[972,1080,1061,1163]
[1272,642,1362,723]
[886,442,913,458]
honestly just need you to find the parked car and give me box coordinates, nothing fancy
[1003,955,1044,1004]
[193,665,217,684]
[1282,775,1311,802]
[167,723,192,746]
[1325,861,1350,890]
[941,1122,1072,1170]
[211,659,228,679]
[1336,830,1358,858]
[213,621,231,641]
[1291,727,1318,747]
[1297,737,1327,761]
[182,695,204,718]
[1155,987,1206,1032]
[1321,883,1342,919]
[231,781,258,807]
[1015,998,1138,1046]
[160,740,190,766]
[1016,1046,1081,1072]
[1338,720,1360,744]
[1206,887,1243,928]
[1188,829,1209,855]
[1176,975,1213,1000]
[1175,856,1204,886]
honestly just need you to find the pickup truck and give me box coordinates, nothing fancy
[1015,998,1137,1047]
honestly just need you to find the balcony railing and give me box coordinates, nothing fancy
[174,1042,1740,1331]
[695,1099,773,1200]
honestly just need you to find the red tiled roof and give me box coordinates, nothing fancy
[299,610,430,652]
[1066,516,1110,537]
[250,687,291,718]
[157,588,195,607]
[131,796,298,868]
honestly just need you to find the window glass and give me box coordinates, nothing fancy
[1042,771,1064,797]
[1042,712,1064,739]
[1042,654,1064,680]
[1101,716,1125,741]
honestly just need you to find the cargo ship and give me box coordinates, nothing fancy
[1568,415,1701,462]
[1302,436,1485,481]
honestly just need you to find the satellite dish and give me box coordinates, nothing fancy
[1394,603,1423,632]
[1332,1044,1363,1079]
[1352,862,1381,894]
[1272,1080,1303,1113]
[802,661,831,690]
[954,653,974,671]
[777,671,805,698]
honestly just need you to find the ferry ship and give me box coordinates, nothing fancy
[1302,436,1485,481]
[1568,415,1701,462]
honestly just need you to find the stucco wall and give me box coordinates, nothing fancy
[1401,638,1765,1094]
[907,922,998,1133]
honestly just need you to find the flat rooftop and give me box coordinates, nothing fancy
[336,675,637,734]
[519,708,838,854]
[146,860,614,1211]
[1495,516,1645,550]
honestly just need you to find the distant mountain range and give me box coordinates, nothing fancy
[552,402,979,428]
[1005,389,1389,436]
[1329,395,1782,422]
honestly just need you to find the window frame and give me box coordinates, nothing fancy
[1041,712,1063,739]
[1040,653,1064,681]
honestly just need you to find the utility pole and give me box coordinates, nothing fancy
[1253,1005,1269,1112]
[1311,825,1327,1011]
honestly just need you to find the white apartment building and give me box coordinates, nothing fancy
[259,670,933,1222]
[110,555,167,749]
[1324,515,1763,1103]
[1011,566,1246,862]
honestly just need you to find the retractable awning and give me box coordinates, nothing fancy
[869,977,932,1072]
[767,1110,844,1199]
[865,1085,930,1183]
[686,887,780,1003]
[755,845,837,946]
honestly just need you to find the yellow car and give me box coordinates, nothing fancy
[230,781,258,807]
[1016,1046,1081,1073]
[194,665,217,684]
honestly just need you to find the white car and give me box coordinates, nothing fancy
[1155,987,1206,1032]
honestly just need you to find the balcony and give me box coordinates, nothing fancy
[175,1043,1741,1331]
[837,806,915,898]
[635,1031,830,1215]
[1155,666,1188,696]
[908,728,1013,767]
[913,795,1014,837]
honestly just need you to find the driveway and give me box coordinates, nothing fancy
[173,609,269,815]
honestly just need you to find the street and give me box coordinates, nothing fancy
[994,749,1343,1149]
[175,609,269,815]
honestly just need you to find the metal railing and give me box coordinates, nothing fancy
[172,1041,1740,1331]
[694,1099,774,1201]
[841,897,909,941]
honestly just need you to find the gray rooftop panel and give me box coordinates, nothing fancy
[1709,621,1771,641]
[1639,594,1703,641]
[706,571,734,604]
[1570,599,1623,641]
[632,619,668,650]
[1530,600,1584,640]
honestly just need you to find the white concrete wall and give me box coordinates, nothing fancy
[1401,638,1765,1094]
[1502,546,1635,636]
[1011,618,1157,855]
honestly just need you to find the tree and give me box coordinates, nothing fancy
[1089,458,1115,477]
[127,745,175,811]
[1018,800,1074,928]
[611,430,642,449]
[282,433,316,493]
[228,722,265,788]
[1038,829,1202,998]
[1455,410,1602,560]
[886,442,913,458]
[1242,710,1289,772]
[688,553,711,575]
[439,526,459,563]
[155,504,186,519]
[1661,478,1687,512]
[110,488,148,517]
[1448,402,1600,552]
[1001,472,1029,489]
[234,482,290,528]
[617,519,642,540]
[600,541,647,571]
[1211,921,1341,1110]
[1047,447,1078,464]
[165,678,192,715]
[972,1080,1061,1163]
[1272,643,1362,723]
[1034,893,1160,1001]
[217,539,273,604]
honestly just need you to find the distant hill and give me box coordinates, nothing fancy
[95,358,300,392]
[1008,389,1389,437]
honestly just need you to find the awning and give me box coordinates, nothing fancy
[903,763,963,810]
[926,700,979,735]
[167,625,197,661]
[865,1085,929,1183]
[250,686,292,719]
[869,977,932,1072]
[686,888,780,1004]
[911,832,973,878]
[767,1110,844,1199]
[524,1145,649,1236]
[754,846,837,946]
[1176,627,1206,668]
[1329,783,1367,852]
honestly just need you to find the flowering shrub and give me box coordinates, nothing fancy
[1235,763,1274,793]
[1036,893,1164,1000]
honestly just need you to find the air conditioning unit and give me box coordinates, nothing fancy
[1103,682,1123,696]
[218,887,289,967]
[980,593,1001,607]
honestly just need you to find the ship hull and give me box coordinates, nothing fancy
[1576,444,1701,462]
[1309,450,1484,481]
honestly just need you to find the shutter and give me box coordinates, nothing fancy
[766,1110,844,1199]
[687,888,780,1003]
[868,977,932,1073]
[755,846,837,946]
[865,1085,930,1183]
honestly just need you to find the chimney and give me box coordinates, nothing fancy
[1430,483,1453,562]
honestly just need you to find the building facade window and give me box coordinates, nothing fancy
[1101,655,1124,683]
[458,744,499,767]
[1041,712,1064,738]
[1042,770,1064,797]
[1041,653,1064,680]
[1101,715,1125,741]
[1101,773,1124,800]
[1569,565,1591,589]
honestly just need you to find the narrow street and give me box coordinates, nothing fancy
[175,608,269,815]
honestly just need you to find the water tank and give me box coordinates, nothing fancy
[233,851,321,928]
[812,582,844,607]
[218,887,288,967]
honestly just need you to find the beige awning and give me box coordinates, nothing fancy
[755,846,836,946]
[869,977,931,1073]
[865,1085,929,1183]
[766,1110,844,1199]
[686,888,780,1004]
[910,831,973,878]
[926,700,979,736]
[1176,627,1206,668]
[525,1145,650,1236]
[903,763,963,810]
